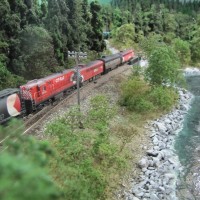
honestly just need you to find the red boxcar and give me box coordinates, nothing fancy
[20,69,75,113]
[120,49,134,63]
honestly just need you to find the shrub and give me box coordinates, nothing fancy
[132,64,143,77]
[133,97,154,112]
[0,120,60,200]
[120,78,154,112]
[87,95,116,130]
[120,78,178,113]
[148,86,178,110]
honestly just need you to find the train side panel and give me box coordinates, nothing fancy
[120,50,134,63]
[99,53,121,73]
[20,70,76,113]
[79,60,104,82]
[0,89,21,124]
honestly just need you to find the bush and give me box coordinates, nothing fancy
[132,64,143,77]
[120,78,178,113]
[133,97,154,112]
[148,86,178,111]
[120,78,154,112]
[87,95,116,130]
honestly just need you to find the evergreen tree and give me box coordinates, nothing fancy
[66,0,87,50]
[90,1,106,52]
[17,26,59,79]
[46,0,70,66]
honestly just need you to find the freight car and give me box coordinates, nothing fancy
[120,49,134,64]
[75,60,104,84]
[99,53,121,73]
[0,49,137,124]
[0,89,22,123]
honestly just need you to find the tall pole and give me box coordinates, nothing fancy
[68,50,87,129]
[75,52,80,110]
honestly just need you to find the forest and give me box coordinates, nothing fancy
[1,1,200,200]
[0,0,105,89]
[1,0,200,90]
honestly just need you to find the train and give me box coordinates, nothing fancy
[0,50,140,124]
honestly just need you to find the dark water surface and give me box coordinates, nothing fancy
[175,76,200,200]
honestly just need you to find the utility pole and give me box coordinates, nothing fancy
[68,50,87,114]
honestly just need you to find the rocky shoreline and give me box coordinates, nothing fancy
[125,88,193,200]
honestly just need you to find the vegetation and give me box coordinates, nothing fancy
[0,0,105,87]
[46,95,128,199]
[120,77,178,113]
[1,0,200,199]
[145,45,180,86]
[0,120,60,200]
[1,0,200,89]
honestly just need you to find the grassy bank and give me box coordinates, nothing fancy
[45,68,178,199]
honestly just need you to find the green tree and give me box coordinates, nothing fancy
[0,61,19,89]
[0,120,60,200]
[111,8,123,28]
[112,23,135,48]
[81,0,93,49]
[46,0,70,66]
[67,0,87,50]
[145,45,180,85]
[140,33,163,57]
[0,153,59,200]
[16,26,59,79]
[90,1,106,52]
[173,38,191,66]
[190,27,200,63]
[134,3,143,34]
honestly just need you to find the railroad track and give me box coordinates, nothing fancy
[0,89,79,152]
[0,63,132,152]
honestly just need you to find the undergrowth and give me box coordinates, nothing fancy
[119,76,178,113]
[46,95,128,200]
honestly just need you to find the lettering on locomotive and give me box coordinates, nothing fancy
[55,76,65,83]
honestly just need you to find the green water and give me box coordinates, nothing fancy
[175,76,200,199]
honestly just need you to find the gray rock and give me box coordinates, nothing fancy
[148,167,155,170]
[138,158,149,169]
[150,193,160,200]
[158,186,165,192]
[143,192,150,198]
[153,157,160,167]
[132,197,140,200]
[148,160,154,167]
[146,150,159,157]
[153,137,159,145]
[156,122,167,133]
[135,192,144,198]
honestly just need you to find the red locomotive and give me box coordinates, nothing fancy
[20,69,75,113]
[0,49,138,123]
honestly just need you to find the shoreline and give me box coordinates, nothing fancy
[124,88,193,200]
